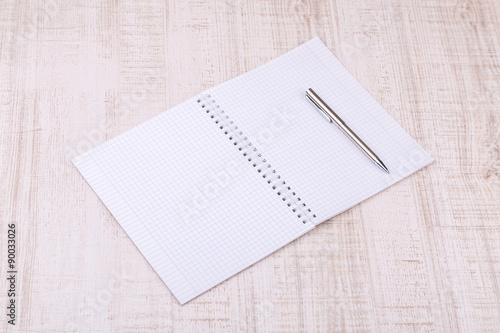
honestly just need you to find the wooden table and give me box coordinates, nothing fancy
[1,0,499,331]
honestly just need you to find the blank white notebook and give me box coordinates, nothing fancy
[73,37,433,304]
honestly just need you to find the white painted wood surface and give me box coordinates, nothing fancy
[1,0,499,331]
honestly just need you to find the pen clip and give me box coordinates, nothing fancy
[305,89,332,123]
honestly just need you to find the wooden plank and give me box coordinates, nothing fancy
[1,0,499,331]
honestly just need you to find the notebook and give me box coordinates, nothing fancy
[72,37,433,304]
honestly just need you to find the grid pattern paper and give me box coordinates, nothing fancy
[199,94,317,225]
[207,37,433,223]
[73,96,313,305]
[73,37,432,304]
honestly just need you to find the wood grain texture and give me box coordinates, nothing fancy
[1,0,499,332]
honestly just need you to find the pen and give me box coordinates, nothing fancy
[305,88,390,174]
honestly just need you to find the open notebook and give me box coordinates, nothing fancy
[73,37,433,304]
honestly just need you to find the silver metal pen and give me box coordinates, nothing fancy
[305,88,390,174]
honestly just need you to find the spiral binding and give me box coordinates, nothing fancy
[197,95,317,225]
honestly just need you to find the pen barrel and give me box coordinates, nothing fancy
[338,123,379,161]
[306,88,388,173]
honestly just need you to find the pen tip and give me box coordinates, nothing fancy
[375,159,390,174]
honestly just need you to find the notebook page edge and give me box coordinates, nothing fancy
[69,40,320,304]
[304,37,434,162]
[71,39,320,163]
[313,157,434,225]
[71,128,315,305]
[304,38,435,225]
[178,220,314,304]
[72,88,316,304]
[72,154,198,305]
[71,93,209,162]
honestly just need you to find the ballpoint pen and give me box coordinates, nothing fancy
[305,88,390,174]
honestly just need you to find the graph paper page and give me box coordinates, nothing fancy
[72,96,313,304]
[73,38,433,304]
[207,37,433,224]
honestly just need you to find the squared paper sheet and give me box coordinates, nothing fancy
[73,97,313,304]
[207,37,433,223]
[73,37,432,304]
